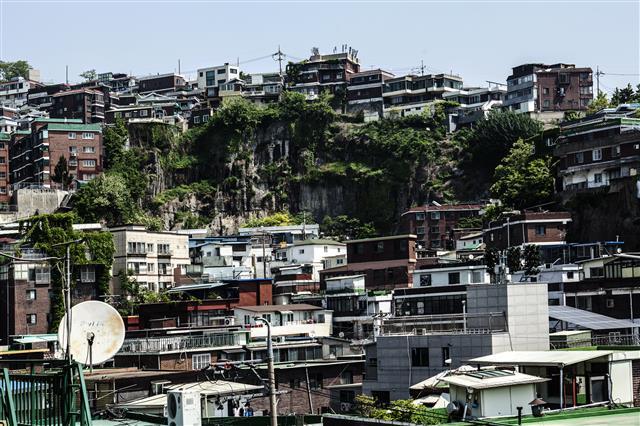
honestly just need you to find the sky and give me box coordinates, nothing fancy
[0,0,639,95]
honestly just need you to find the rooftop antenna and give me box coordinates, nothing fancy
[65,65,68,85]
[178,59,181,75]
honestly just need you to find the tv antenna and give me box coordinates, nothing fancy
[57,301,125,372]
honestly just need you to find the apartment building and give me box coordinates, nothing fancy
[9,118,102,189]
[109,225,191,294]
[503,63,593,115]
[235,304,333,338]
[555,110,640,193]
[27,83,70,111]
[483,211,572,252]
[196,63,241,103]
[0,76,40,107]
[243,72,282,104]
[97,72,136,93]
[382,73,463,117]
[287,50,361,100]
[320,235,418,290]
[0,106,18,134]
[0,133,9,203]
[443,84,506,129]
[363,283,549,400]
[51,88,106,123]
[400,203,484,251]
[346,69,395,120]
[137,73,187,94]
[0,247,103,345]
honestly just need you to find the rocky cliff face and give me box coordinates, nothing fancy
[130,98,475,234]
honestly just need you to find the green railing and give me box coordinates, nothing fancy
[0,361,92,426]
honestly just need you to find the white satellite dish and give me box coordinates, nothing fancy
[57,301,125,366]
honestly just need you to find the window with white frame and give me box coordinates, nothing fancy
[26,289,36,300]
[82,132,95,140]
[80,265,95,283]
[82,160,96,167]
[192,353,211,370]
[68,132,76,139]
[83,146,95,153]
[26,314,37,325]
[592,148,602,161]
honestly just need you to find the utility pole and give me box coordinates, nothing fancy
[254,317,277,426]
[178,59,181,75]
[273,46,285,80]
[305,367,314,413]
[596,66,603,94]
[65,65,69,85]
[261,230,267,278]
[419,59,425,76]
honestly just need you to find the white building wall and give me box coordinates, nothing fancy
[412,266,490,287]
[610,360,634,405]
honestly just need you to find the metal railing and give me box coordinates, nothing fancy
[379,312,508,336]
[0,362,92,426]
[551,334,640,349]
[119,332,240,354]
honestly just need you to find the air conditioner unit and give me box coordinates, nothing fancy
[340,402,353,412]
[166,390,201,426]
[224,317,235,326]
[277,336,286,343]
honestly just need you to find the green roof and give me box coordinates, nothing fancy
[0,133,10,140]
[47,123,102,132]
[34,117,83,124]
[294,238,345,246]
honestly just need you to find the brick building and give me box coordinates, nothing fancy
[320,235,417,290]
[483,211,572,251]
[51,88,106,123]
[346,69,394,119]
[399,203,484,251]
[0,132,10,203]
[287,51,361,101]
[9,118,102,189]
[137,73,187,94]
[0,248,103,345]
[503,63,593,114]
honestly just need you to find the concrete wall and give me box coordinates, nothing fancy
[0,188,69,223]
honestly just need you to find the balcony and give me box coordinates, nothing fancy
[126,250,147,257]
[118,332,242,354]
[157,249,173,257]
[379,312,508,336]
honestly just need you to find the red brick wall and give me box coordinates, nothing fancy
[47,130,102,185]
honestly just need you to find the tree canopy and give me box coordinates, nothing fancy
[0,60,31,81]
[79,69,97,82]
[490,138,554,210]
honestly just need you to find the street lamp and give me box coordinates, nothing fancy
[254,316,277,426]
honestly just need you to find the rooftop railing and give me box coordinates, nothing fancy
[379,312,507,336]
[119,332,240,354]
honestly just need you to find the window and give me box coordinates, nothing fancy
[606,299,615,308]
[79,266,95,283]
[217,79,226,85]
[419,274,431,287]
[543,88,549,95]
[68,132,76,139]
[430,212,440,220]
[194,116,201,124]
[309,373,323,390]
[576,152,584,163]
[471,270,483,284]
[594,173,602,184]
[69,146,77,154]
[147,243,154,252]
[375,242,384,253]
[592,148,602,161]
[217,69,225,74]
[140,109,148,117]
[448,272,460,285]
[82,132,94,140]
[441,346,450,366]
[543,100,550,108]
[298,249,305,255]
[192,353,211,370]
[535,225,546,235]
[411,348,429,367]
[82,160,96,167]
[590,267,604,278]
[26,289,36,300]
[203,115,209,122]
[82,146,95,153]
[26,314,37,325]
[567,271,574,279]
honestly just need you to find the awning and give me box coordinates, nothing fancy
[549,305,639,330]
[222,348,246,354]
[12,334,58,344]
[469,350,612,367]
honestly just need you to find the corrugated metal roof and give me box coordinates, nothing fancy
[442,371,548,390]
[549,305,639,330]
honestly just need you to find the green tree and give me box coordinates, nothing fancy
[522,244,542,276]
[507,246,522,272]
[320,215,377,240]
[610,83,638,106]
[0,60,31,80]
[79,69,97,82]
[103,118,128,170]
[469,110,543,171]
[73,173,138,225]
[490,139,554,210]
[587,90,609,115]
[52,155,73,190]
